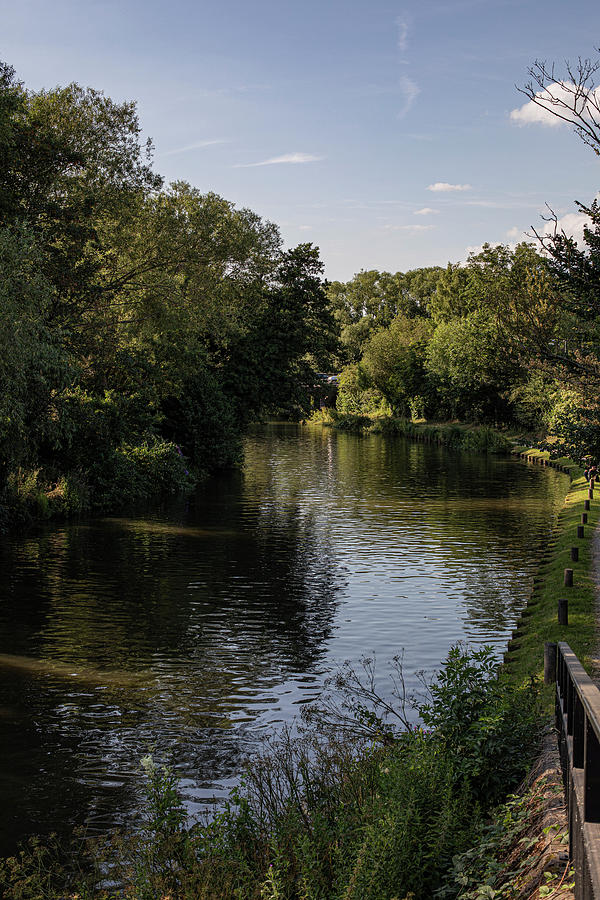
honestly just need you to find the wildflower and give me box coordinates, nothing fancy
[141,754,156,776]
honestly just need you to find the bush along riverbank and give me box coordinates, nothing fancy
[309,411,514,454]
[0,440,199,533]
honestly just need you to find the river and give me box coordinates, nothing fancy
[0,423,567,855]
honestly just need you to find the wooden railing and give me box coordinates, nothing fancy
[555,642,600,898]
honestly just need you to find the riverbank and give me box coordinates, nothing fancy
[310,410,515,453]
[0,442,199,534]
[501,448,597,695]
[439,441,596,899]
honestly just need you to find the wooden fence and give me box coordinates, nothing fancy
[555,641,600,898]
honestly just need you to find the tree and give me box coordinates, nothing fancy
[220,243,339,421]
[516,52,600,397]
[328,267,441,364]
[0,226,63,485]
[0,60,341,518]
[360,315,432,417]
[425,313,519,422]
[516,52,600,155]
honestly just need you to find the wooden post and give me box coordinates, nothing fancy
[585,499,591,511]
[544,642,557,684]
[558,598,569,625]
[584,721,600,822]
[565,568,574,587]
[578,525,585,538]
[571,546,579,562]
[589,488,594,500]
[582,513,588,524]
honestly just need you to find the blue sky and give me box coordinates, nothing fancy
[1,0,599,280]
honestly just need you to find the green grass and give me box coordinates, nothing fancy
[501,450,598,708]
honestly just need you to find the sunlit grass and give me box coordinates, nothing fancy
[501,451,597,709]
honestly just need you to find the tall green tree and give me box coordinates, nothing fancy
[360,314,432,416]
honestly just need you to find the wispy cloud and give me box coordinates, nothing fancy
[394,12,419,118]
[160,139,229,157]
[383,223,434,233]
[234,152,324,168]
[399,76,420,118]
[414,207,439,216]
[427,182,472,192]
[396,14,410,51]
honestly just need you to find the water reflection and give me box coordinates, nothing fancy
[0,424,566,855]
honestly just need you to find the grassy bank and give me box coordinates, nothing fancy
[501,448,598,699]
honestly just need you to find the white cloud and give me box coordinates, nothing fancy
[510,81,600,128]
[235,152,323,168]
[541,210,592,247]
[427,182,472,192]
[506,226,522,239]
[161,139,229,156]
[414,207,439,216]
[398,76,420,118]
[298,225,312,231]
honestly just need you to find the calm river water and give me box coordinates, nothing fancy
[0,424,567,854]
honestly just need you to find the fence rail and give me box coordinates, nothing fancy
[555,642,600,899]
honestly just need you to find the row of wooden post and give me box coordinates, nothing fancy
[544,475,594,682]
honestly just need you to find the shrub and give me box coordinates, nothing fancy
[88,439,196,511]
[420,645,540,803]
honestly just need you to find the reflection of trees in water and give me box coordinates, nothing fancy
[0,488,344,855]
[457,554,532,636]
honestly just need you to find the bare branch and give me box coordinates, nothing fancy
[515,52,600,155]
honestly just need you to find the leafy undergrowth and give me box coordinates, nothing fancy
[438,732,574,900]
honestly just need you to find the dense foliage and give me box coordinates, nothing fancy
[325,49,600,460]
[0,61,337,524]
[328,244,566,430]
[327,228,600,458]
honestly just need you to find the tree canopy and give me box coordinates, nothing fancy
[0,61,338,521]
